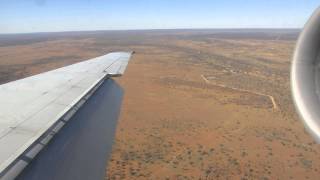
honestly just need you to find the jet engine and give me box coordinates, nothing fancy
[292,7,320,142]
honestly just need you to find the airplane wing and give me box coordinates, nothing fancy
[0,52,133,180]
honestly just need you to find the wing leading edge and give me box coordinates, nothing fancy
[0,52,133,179]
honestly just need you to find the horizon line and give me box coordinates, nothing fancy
[0,27,302,35]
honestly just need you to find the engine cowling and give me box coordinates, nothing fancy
[292,7,320,142]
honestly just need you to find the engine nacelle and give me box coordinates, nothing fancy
[292,7,320,142]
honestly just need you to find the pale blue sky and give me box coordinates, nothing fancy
[0,0,319,34]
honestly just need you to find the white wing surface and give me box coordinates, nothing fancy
[0,52,133,179]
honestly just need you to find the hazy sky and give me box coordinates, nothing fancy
[0,0,319,34]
